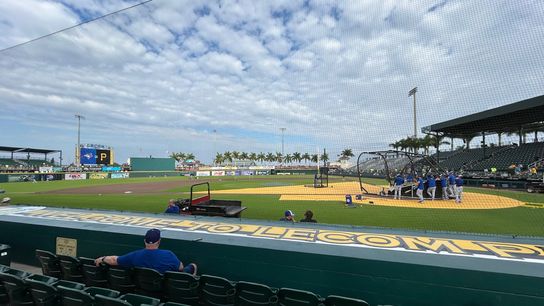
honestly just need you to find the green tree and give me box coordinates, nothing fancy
[214,153,223,165]
[311,154,318,164]
[284,153,293,164]
[302,153,311,164]
[275,152,283,164]
[257,152,266,164]
[292,152,302,164]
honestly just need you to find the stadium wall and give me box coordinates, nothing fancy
[0,210,542,306]
[129,157,176,171]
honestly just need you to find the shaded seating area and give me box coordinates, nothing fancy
[13,249,370,306]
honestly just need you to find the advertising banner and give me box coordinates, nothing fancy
[196,171,210,177]
[96,149,111,165]
[111,172,129,179]
[52,167,63,172]
[39,166,53,173]
[235,170,242,176]
[80,148,97,165]
[65,173,87,180]
[7,174,36,182]
[101,166,121,172]
[256,170,270,175]
[212,171,225,176]
[241,170,254,176]
[89,173,109,179]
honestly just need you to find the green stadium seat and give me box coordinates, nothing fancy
[108,267,135,294]
[121,293,160,306]
[199,274,236,306]
[0,270,34,305]
[58,285,120,306]
[235,281,278,306]
[26,277,61,306]
[324,295,369,306]
[133,267,163,298]
[278,288,323,306]
[58,255,85,283]
[80,257,109,287]
[55,280,86,290]
[163,271,200,305]
[35,249,62,278]
[95,293,160,306]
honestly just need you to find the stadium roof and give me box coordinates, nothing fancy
[0,146,61,154]
[422,94,544,136]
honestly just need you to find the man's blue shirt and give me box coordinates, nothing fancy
[427,177,436,187]
[417,178,424,190]
[455,178,464,187]
[165,205,180,214]
[394,176,404,186]
[440,178,447,187]
[117,249,180,274]
[448,174,455,184]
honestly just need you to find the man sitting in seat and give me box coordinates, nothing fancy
[164,199,180,214]
[279,210,295,222]
[299,210,317,223]
[95,228,197,275]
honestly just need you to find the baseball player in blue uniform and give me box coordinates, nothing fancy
[448,172,456,198]
[455,175,464,203]
[393,174,405,200]
[415,176,425,203]
[440,175,448,200]
[426,175,436,200]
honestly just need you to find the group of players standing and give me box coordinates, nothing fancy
[392,172,464,204]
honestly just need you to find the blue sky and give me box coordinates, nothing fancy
[0,0,543,164]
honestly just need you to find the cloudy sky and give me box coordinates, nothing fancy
[0,0,543,164]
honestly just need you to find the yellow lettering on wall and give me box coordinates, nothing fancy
[283,229,317,242]
[451,240,488,252]
[356,234,402,248]
[402,237,465,254]
[479,242,544,258]
[208,224,242,233]
[252,226,287,238]
[316,231,354,244]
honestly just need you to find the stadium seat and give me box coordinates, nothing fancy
[95,293,160,306]
[0,270,34,305]
[278,288,323,306]
[58,255,85,283]
[108,267,135,294]
[235,281,278,306]
[324,295,369,306]
[160,303,192,306]
[80,257,109,287]
[163,271,200,306]
[199,274,236,306]
[55,280,86,290]
[58,286,120,306]
[133,267,163,298]
[35,249,62,278]
[26,276,61,306]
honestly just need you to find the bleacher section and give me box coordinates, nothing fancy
[438,146,504,171]
[0,158,52,170]
[0,159,20,167]
[0,249,370,306]
[472,142,544,171]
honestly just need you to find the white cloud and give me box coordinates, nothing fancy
[0,0,543,163]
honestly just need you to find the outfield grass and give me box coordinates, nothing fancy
[2,175,544,237]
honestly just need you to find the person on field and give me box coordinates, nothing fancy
[426,175,436,200]
[300,210,317,223]
[415,176,425,203]
[280,210,295,222]
[455,175,464,203]
[393,174,404,200]
[165,199,180,214]
[95,228,197,275]
[448,172,456,197]
[440,175,449,200]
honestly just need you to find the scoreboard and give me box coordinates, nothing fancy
[80,147,113,165]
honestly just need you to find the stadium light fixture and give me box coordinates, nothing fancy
[75,114,85,167]
[408,87,418,138]
[280,127,286,156]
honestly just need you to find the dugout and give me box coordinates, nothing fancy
[0,206,543,306]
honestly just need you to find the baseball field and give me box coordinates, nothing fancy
[2,175,544,237]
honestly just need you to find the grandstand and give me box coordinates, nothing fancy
[422,94,544,174]
[0,146,62,171]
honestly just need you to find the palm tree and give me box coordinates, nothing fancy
[302,153,311,164]
[185,153,195,161]
[231,151,240,161]
[249,152,257,163]
[292,152,302,164]
[275,152,283,164]
[340,148,354,159]
[257,152,266,164]
[320,152,329,165]
[284,153,293,164]
[265,152,275,164]
[311,154,318,164]
[169,152,180,161]
[178,152,187,162]
[240,152,249,161]
[223,151,232,164]
[214,153,223,165]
